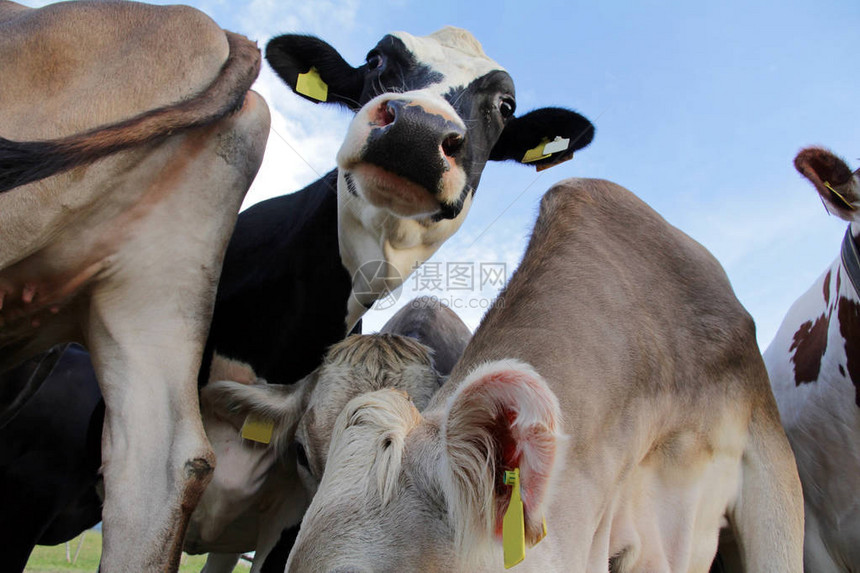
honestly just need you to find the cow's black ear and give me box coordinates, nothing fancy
[266,35,365,110]
[489,107,595,169]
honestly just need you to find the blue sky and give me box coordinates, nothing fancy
[29,0,859,347]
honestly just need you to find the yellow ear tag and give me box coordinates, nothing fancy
[241,415,274,444]
[296,67,328,102]
[522,139,551,163]
[502,468,526,569]
[824,181,857,211]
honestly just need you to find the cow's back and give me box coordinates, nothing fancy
[0,0,227,141]
[0,0,241,272]
[447,178,764,411]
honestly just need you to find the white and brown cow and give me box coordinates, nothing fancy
[765,147,860,572]
[0,1,269,569]
[284,178,804,572]
[188,327,454,572]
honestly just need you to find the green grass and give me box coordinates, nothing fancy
[25,531,250,572]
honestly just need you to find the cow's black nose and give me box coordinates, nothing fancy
[383,99,465,156]
[362,98,467,195]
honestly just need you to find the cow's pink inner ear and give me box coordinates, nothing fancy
[489,410,557,545]
[491,408,521,539]
[450,365,559,545]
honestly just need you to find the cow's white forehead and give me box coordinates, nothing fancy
[393,27,505,91]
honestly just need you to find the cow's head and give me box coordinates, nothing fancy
[266,28,595,327]
[284,359,563,572]
[795,147,860,221]
[201,334,443,504]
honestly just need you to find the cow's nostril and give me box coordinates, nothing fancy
[442,133,464,158]
[374,100,397,127]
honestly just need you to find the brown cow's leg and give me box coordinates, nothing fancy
[727,406,804,572]
[86,93,269,571]
[91,320,214,571]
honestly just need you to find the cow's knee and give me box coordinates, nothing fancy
[179,451,216,514]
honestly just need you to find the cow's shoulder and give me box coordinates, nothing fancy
[0,0,228,140]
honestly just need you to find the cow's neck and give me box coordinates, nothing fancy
[336,170,473,331]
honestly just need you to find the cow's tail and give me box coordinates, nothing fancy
[0,31,261,193]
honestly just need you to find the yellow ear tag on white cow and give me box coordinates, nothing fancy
[241,415,274,444]
[522,139,551,163]
[296,67,328,102]
[502,468,526,569]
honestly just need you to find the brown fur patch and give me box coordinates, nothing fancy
[795,147,855,187]
[837,297,860,407]
[790,315,830,385]
[165,453,215,571]
[794,147,858,215]
[824,270,832,306]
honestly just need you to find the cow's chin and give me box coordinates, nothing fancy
[349,163,443,219]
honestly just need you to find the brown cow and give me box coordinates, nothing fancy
[0,1,269,569]
[284,179,804,572]
[187,298,471,572]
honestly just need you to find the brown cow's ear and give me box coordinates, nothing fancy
[794,146,860,220]
[490,107,594,170]
[441,360,562,556]
[266,35,366,110]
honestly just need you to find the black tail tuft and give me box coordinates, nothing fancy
[0,137,72,193]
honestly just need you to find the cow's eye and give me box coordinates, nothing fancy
[366,52,384,70]
[499,97,516,119]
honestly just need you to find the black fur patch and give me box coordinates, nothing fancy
[200,170,353,387]
[266,35,367,109]
[433,186,472,221]
[441,70,516,198]
[359,35,444,103]
[489,107,595,166]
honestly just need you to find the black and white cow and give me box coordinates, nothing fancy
[199,26,593,562]
[201,26,595,387]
